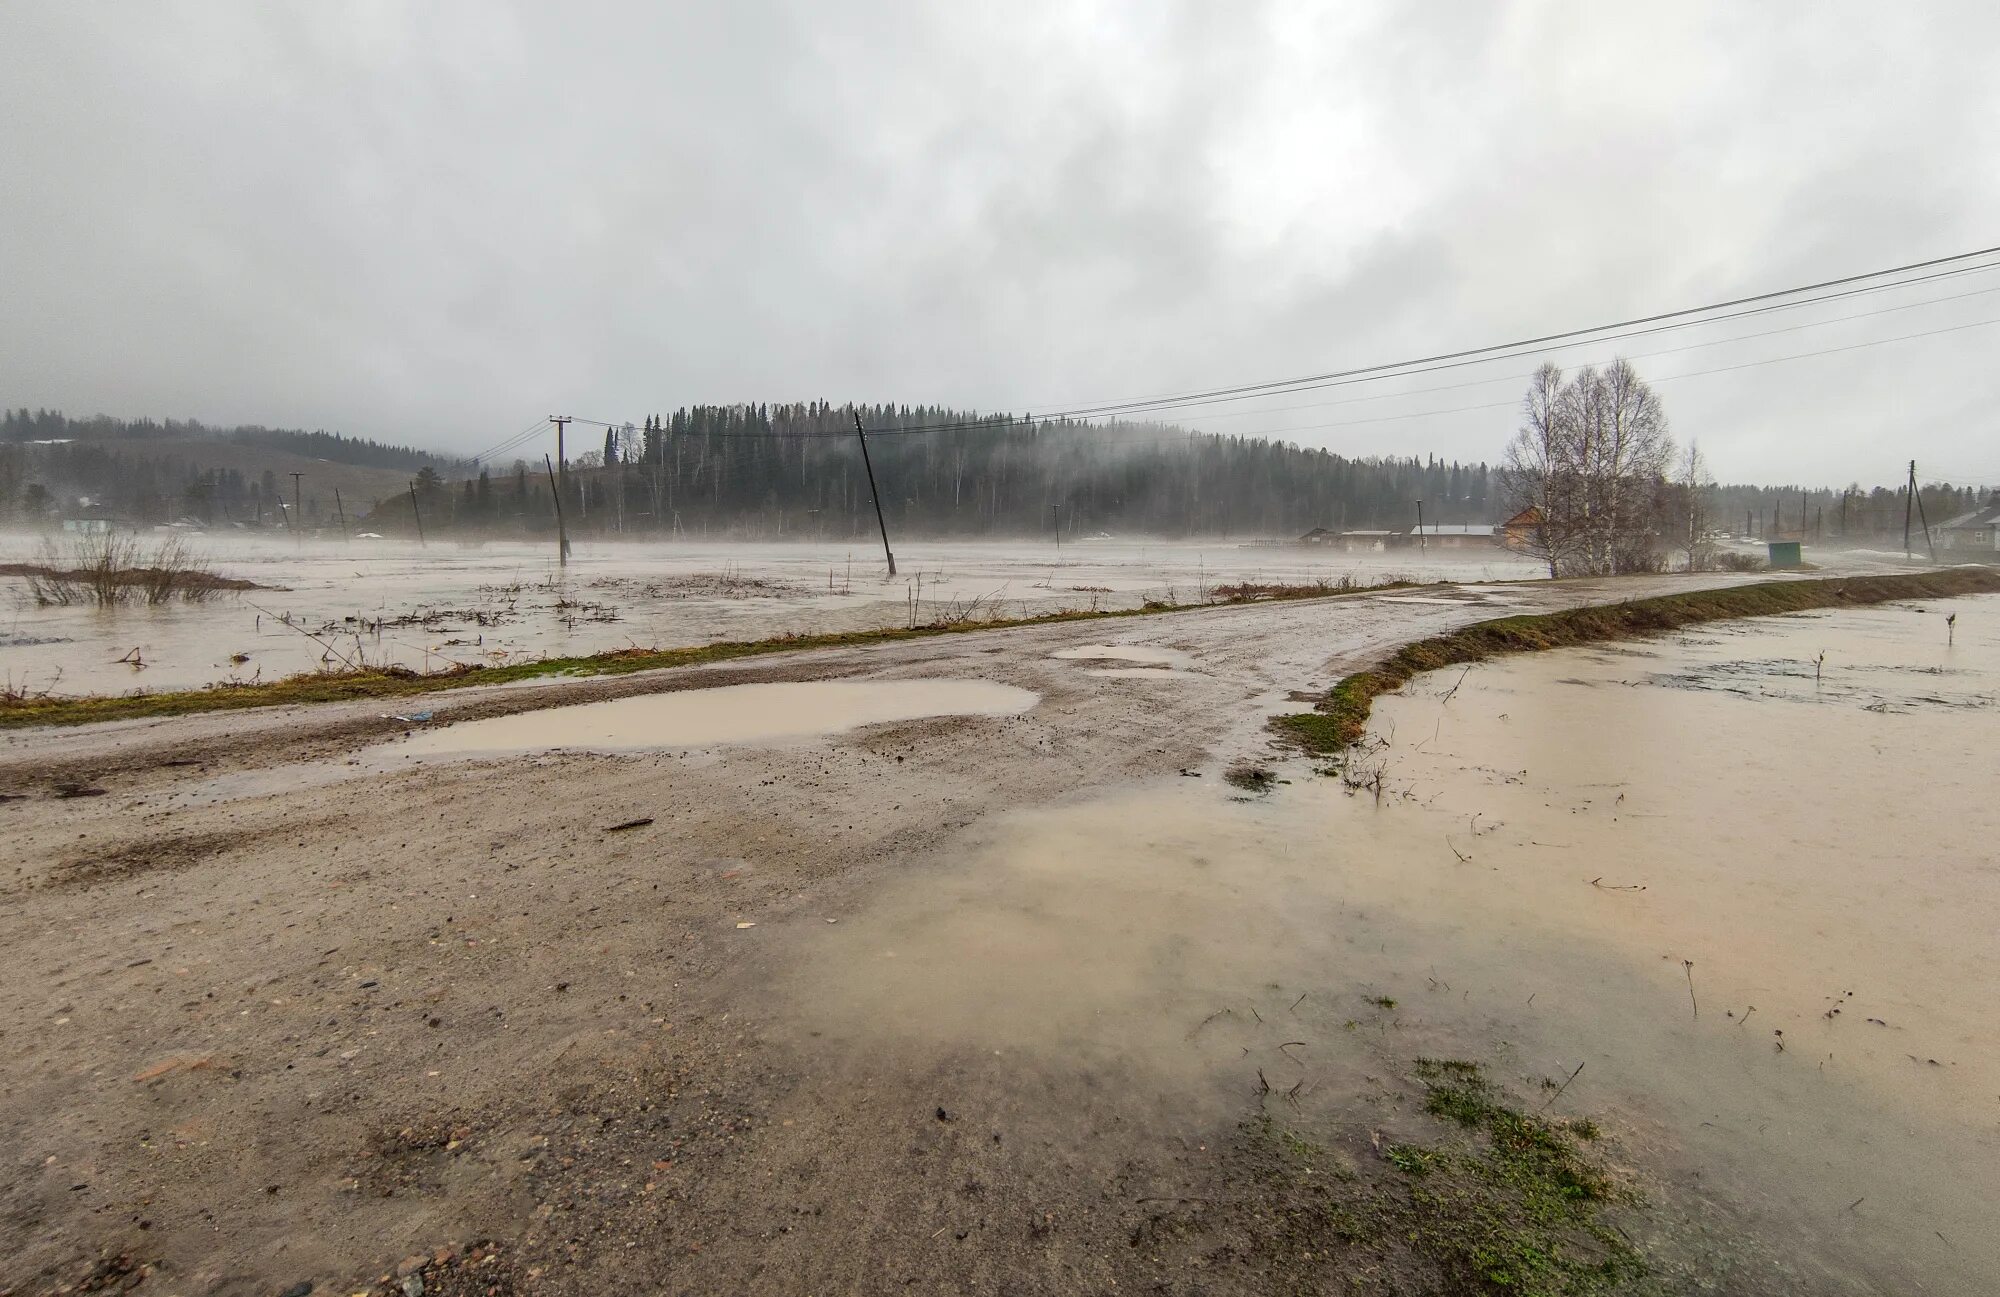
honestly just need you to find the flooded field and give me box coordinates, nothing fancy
[776,594,2000,1293]
[392,678,1037,757]
[0,532,1542,695]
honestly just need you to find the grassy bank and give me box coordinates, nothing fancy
[0,577,1408,730]
[1273,568,2000,759]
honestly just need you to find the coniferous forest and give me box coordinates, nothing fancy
[425,402,1498,540]
[5,402,1977,542]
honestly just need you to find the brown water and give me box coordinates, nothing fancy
[776,596,2000,1293]
[1049,643,1192,668]
[390,678,1038,757]
[0,533,1544,694]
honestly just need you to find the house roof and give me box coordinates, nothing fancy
[1410,523,1497,537]
[1937,491,2000,530]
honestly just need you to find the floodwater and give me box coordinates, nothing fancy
[776,595,2000,1293]
[389,678,1038,757]
[0,532,1542,695]
[1050,643,1191,668]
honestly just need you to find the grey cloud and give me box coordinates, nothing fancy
[3,0,1996,484]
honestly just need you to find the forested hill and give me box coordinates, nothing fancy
[460,402,1496,540]
[3,409,470,473]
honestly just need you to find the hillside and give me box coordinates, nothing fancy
[1,410,468,526]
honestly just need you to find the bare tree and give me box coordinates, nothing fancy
[1671,439,1714,570]
[1590,359,1673,572]
[1499,363,1586,576]
[1500,358,1673,576]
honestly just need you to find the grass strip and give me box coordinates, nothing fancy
[1272,568,2000,759]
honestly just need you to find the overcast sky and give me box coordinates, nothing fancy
[3,2,1996,487]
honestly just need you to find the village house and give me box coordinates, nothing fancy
[1400,522,1499,549]
[1932,490,2000,556]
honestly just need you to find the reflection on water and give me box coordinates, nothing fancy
[776,595,2000,1293]
[390,678,1037,756]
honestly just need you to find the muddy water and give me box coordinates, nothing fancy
[1049,643,1191,667]
[0,533,1544,694]
[390,678,1038,756]
[775,596,2000,1293]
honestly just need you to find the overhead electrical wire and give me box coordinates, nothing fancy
[1157,278,2000,427]
[872,244,2000,432]
[550,242,2000,445]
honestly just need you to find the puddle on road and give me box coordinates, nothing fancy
[1050,643,1191,669]
[775,595,2000,1294]
[392,679,1037,757]
[1082,667,1202,680]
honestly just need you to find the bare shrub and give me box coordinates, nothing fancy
[16,534,235,606]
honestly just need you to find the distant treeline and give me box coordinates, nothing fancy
[392,402,1500,540]
[1708,482,1983,542]
[0,408,473,527]
[2,409,469,473]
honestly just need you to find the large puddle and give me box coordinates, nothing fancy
[776,595,2000,1293]
[392,678,1037,756]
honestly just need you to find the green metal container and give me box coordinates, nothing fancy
[1767,540,1803,568]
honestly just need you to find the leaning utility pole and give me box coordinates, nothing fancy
[852,411,896,576]
[408,481,427,547]
[333,488,350,541]
[1913,474,1937,563]
[1903,460,1916,560]
[289,472,305,538]
[1415,500,1427,555]
[549,415,572,563]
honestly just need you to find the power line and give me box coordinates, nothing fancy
[468,417,558,466]
[884,254,2000,432]
[1209,315,2000,443]
[552,242,2000,447]
[1160,277,2000,427]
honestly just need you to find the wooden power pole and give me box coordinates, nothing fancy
[544,454,569,567]
[852,411,896,576]
[1904,460,1916,560]
[289,472,304,538]
[549,415,572,563]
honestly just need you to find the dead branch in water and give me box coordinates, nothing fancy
[1683,960,1698,1019]
[1539,1062,1585,1111]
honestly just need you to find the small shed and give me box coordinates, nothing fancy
[1767,540,1803,568]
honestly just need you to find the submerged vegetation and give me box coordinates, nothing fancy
[4,535,261,606]
[1242,1058,1640,1296]
[0,574,1410,729]
[1274,568,2000,759]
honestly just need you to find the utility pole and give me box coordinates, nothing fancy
[1415,500,1426,555]
[289,472,305,538]
[852,411,896,576]
[334,488,350,541]
[1913,473,1937,562]
[1052,502,1062,554]
[1903,460,1916,560]
[408,481,427,547]
[550,415,572,562]
[544,454,569,568]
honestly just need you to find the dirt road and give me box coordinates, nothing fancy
[0,572,1880,1295]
